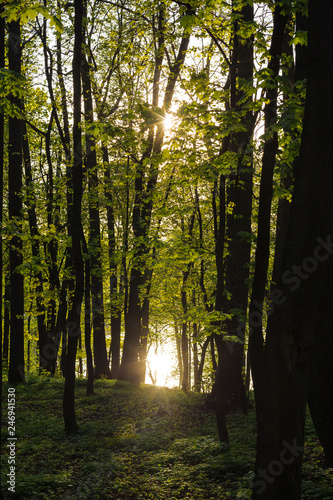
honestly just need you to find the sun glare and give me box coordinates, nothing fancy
[163,113,176,134]
[146,342,178,388]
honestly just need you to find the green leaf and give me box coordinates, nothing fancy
[2,3,63,32]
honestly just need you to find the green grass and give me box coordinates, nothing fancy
[1,375,332,499]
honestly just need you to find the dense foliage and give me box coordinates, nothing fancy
[1,0,333,498]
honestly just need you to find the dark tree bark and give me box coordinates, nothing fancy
[3,278,10,365]
[41,16,60,361]
[211,156,231,441]
[181,273,190,392]
[55,22,73,377]
[194,336,210,392]
[175,322,183,388]
[119,6,191,384]
[119,2,166,385]
[45,113,59,362]
[22,120,48,372]
[193,190,211,393]
[248,5,288,397]
[103,146,121,379]
[215,335,231,443]
[192,315,199,390]
[179,208,195,392]
[56,20,71,163]
[295,12,308,84]
[305,7,333,468]
[84,251,95,396]
[82,52,110,379]
[180,210,195,392]
[8,19,25,384]
[54,270,69,376]
[138,289,150,384]
[63,0,84,434]
[219,0,253,415]
[0,1,4,371]
[288,9,333,469]
[307,279,333,467]
[252,1,333,498]
[34,12,70,374]
[271,15,307,286]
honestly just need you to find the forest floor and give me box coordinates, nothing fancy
[1,376,333,499]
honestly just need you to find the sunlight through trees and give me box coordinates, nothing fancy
[1,1,333,498]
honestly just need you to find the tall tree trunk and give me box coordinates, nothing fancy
[271,17,304,286]
[307,280,333,466]
[3,277,10,365]
[252,1,333,497]
[103,145,121,379]
[0,1,4,371]
[305,7,333,467]
[55,253,74,377]
[63,0,84,434]
[56,20,73,377]
[175,322,183,389]
[180,210,195,392]
[22,120,48,371]
[181,270,189,391]
[213,170,228,441]
[119,9,191,383]
[220,0,253,414]
[84,252,95,396]
[138,292,150,384]
[8,19,25,384]
[215,335,230,443]
[82,53,110,378]
[193,319,199,390]
[181,318,189,391]
[248,5,288,397]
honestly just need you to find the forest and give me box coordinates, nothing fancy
[1,0,333,499]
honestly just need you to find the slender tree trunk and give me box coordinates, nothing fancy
[63,0,84,434]
[271,20,302,286]
[181,322,189,391]
[138,293,149,384]
[307,282,333,466]
[56,17,71,163]
[22,120,48,371]
[56,22,73,377]
[84,254,95,396]
[252,2,333,497]
[248,6,288,397]
[119,13,191,383]
[220,0,253,414]
[103,145,121,379]
[82,53,110,378]
[0,2,5,371]
[3,278,10,365]
[181,271,190,392]
[175,322,183,388]
[195,336,210,392]
[180,209,195,392]
[8,19,25,384]
[213,171,228,442]
[55,254,73,376]
[44,119,58,374]
[193,319,199,390]
[215,335,230,443]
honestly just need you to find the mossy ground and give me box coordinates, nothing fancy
[1,376,332,499]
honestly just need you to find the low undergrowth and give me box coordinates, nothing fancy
[1,376,332,499]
